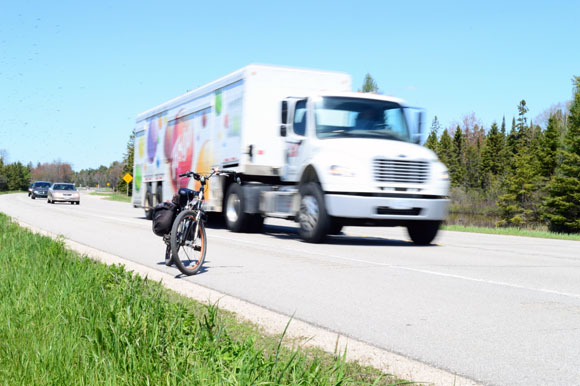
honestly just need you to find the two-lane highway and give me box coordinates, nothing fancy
[1,192,579,386]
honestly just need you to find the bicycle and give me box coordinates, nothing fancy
[165,168,233,276]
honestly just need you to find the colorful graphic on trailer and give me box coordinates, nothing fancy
[134,79,244,202]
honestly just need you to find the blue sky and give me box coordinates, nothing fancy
[1,0,579,170]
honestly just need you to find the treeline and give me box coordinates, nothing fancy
[0,129,135,194]
[0,153,31,191]
[426,76,580,233]
[0,157,125,191]
[0,130,134,193]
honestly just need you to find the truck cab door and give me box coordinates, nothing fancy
[283,99,308,181]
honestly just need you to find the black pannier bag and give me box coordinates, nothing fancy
[152,201,178,236]
[176,188,197,208]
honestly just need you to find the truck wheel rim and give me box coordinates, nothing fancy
[226,193,240,223]
[300,195,319,232]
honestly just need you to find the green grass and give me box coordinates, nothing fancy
[90,192,131,202]
[443,224,580,241]
[0,213,409,385]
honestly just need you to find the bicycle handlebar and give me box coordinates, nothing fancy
[178,168,237,180]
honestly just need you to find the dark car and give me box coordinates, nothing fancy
[30,181,51,199]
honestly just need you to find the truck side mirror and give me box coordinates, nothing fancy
[417,111,424,135]
[411,110,424,144]
[281,101,288,123]
[280,101,288,137]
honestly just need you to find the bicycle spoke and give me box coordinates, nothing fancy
[175,216,204,271]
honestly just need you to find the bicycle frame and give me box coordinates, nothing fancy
[177,168,228,246]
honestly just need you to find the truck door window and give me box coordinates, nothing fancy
[293,100,307,136]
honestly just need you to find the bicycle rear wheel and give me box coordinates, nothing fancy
[170,210,207,276]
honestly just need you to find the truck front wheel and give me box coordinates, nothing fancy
[298,183,330,243]
[407,220,441,245]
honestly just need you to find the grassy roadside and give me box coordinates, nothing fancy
[89,192,131,203]
[0,213,408,385]
[442,224,580,241]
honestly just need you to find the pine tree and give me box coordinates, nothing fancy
[437,129,454,170]
[543,76,580,233]
[4,162,31,191]
[360,74,379,93]
[464,139,481,189]
[450,126,466,187]
[498,100,544,227]
[497,152,544,227]
[506,117,518,162]
[0,154,6,191]
[501,116,506,137]
[480,122,505,187]
[424,116,441,153]
[539,113,564,178]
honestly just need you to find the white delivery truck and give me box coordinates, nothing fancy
[132,64,449,244]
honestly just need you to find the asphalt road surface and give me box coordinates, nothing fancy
[1,192,579,386]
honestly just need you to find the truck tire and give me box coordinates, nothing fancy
[156,184,163,204]
[298,182,330,243]
[224,183,263,232]
[144,187,153,220]
[407,220,441,245]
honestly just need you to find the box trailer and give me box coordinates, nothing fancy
[133,64,449,243]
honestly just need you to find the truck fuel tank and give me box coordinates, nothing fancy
[259,188,299,218]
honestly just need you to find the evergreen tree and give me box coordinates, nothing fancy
[480,122,505,187]
[450,126,466,187]
[424,116,441,153]
[4,162,31,191]
[497,150,543,227]
[539,113,563,178]
[501,116,506,137]
[464,139,481,189]
[437,129,454,170]
[498,100,544,227]
[516,100,528,130]
[360,73,379,93]
[506,117,518,160]
[0,154,6,191]
[543,76,580,233]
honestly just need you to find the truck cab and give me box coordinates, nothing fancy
[268,92,450,243]
[133,65,448,245]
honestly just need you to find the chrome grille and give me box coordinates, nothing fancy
[373,158,429,184]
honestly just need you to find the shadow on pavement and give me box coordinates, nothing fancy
[262,223,433,247]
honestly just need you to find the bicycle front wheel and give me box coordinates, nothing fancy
[170,210,207,276]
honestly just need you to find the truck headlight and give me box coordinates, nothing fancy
[432,162,449,181]
[329,165,355,177]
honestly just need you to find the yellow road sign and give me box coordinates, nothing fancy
[123,173,133,184]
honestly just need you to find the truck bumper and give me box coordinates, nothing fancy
[325,193,449,221]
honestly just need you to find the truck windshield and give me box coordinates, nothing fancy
[314,97,411,142]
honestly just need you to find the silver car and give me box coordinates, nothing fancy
[48,183,80,205]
